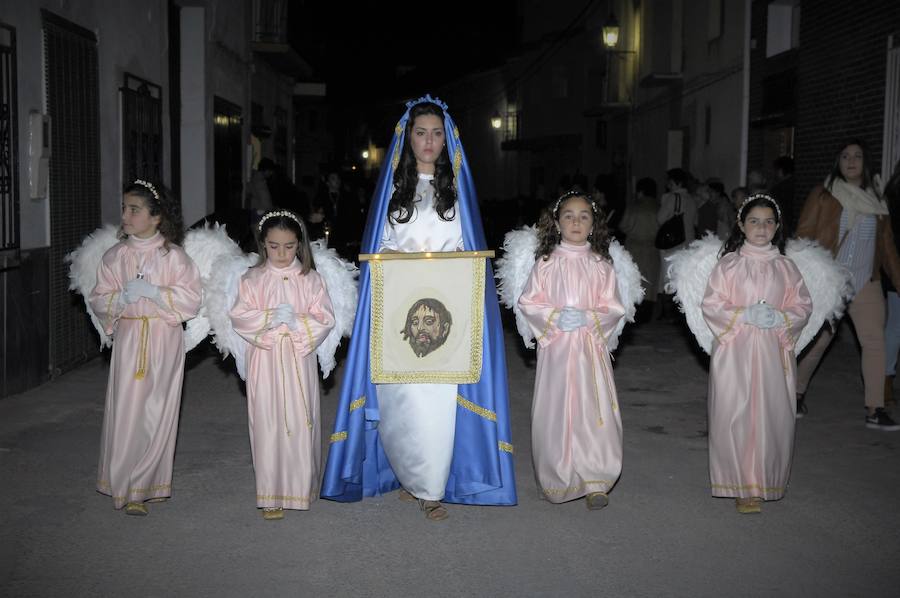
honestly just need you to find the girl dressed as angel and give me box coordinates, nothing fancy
[89,180,202,516]
[701,193,812,514]
[229,210,335,520]
[517,190,627,510]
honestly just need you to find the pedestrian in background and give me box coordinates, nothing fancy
[795,139,900,430]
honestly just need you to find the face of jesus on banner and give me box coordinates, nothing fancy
[400,298,453,357]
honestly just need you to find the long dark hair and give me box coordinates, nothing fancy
[720,193,786,257]
[389,102,457,224]
[535,189,611,261]
[826,138,873,191]
[256,209,315,274]
[121,180,184,246]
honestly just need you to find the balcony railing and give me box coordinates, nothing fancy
[253,0,288,44]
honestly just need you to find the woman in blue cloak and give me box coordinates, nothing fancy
[321,95,517,520]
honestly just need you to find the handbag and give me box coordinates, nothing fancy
[655,194,686,249]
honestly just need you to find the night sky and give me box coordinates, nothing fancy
[289,2,520,107]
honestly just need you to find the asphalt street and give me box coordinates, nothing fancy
[2,316,898,597]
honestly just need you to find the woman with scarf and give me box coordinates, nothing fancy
[795,140,900,430]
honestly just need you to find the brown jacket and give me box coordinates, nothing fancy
[795,184,900,288]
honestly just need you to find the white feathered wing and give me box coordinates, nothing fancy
[495,225,540,348]
[495,226,644,351]
[666,233,852,354]
[310,240,359,378]
[65,224,120,349]
[665,234,722,354]
[182,224,245,351]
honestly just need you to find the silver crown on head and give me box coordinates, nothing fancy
[258,209,302,232]
[133,179,160,202]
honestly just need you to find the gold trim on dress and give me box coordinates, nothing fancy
[253,309,272,344]
[716,307,744,342]
[300,314,315,348]
[711,482,783,493]
[256,494,310,502]
[165,288,184,322]
[536,309,559,343]
[349,396,366,412]
[330,431,348,443]
[498,440,514,454]
[359,250,495,261]
[541,480,613,495]
[457,395,497,422]
[589,309,608,343]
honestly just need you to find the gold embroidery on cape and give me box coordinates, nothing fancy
[498,441,514,454]
[452,147,462,180]
[370,258,485,384]
[391,139,401,171]
[330,431,348,443]
[457,395,497,422]
[349,396,366,412]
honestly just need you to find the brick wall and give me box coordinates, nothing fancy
[794,0,900,203]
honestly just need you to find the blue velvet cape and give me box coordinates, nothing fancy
[321,95,517,505]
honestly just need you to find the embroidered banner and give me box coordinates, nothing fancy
[368,253,486,384]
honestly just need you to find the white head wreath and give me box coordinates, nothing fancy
[258,210,302,232]
[133,179,160,202]
[738,192,782,224]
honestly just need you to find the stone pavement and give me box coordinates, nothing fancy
[1,318,898,597]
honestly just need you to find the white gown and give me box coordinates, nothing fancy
[377,173,464,500]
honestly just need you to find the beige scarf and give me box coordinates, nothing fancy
[827,175,887,229]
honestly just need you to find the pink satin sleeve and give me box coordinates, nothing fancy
[702,261,744,346]
[230,278,277,350]
[517,260,561,348]
[89,258,127,336]
[774,260,813,350]
[587,263,625,346]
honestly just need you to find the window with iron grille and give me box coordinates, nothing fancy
[121,73,162,185]
[0,23,19,252]
[504,108,519,142]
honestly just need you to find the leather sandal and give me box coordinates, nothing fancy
[398,488,417,503]
[124,502,148,516]
[735,497,761,514]
[585,492,609,510]
[418,499,449,521]
[262,507,284,521]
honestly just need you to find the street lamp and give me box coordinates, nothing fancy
[361,149,369,160]
[602,13,620,49]
[490,111,502,130]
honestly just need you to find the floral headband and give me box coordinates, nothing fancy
[738,192,782,224]
[133,179,160,202]
[553,189,599,217]
[258,209,302,232]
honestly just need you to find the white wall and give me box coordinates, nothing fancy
[5,0,169,249]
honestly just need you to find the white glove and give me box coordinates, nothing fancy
[271,303,297,331]
[743,302,779,329]
[124,278,161,303]
[557,307,588,332]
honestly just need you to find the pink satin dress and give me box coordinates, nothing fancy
[230,259,335,510]
[518,241,626,502]
[702,243,812,500]
[89,232,202,509]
